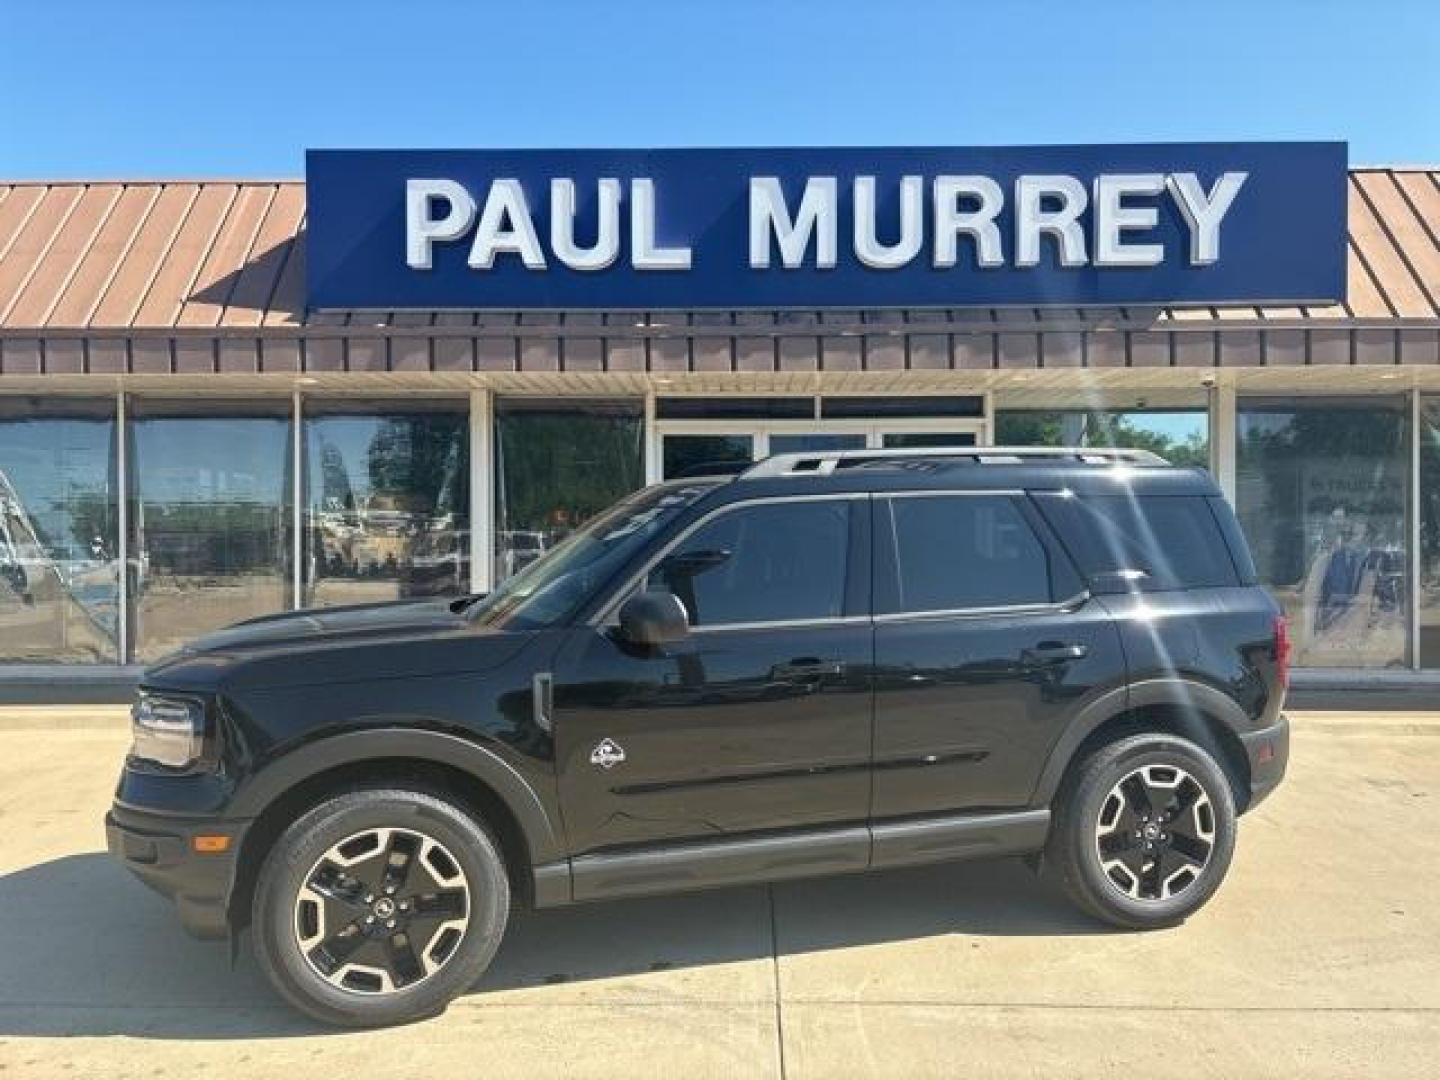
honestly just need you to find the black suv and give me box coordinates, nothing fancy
[107,447,1290,1027]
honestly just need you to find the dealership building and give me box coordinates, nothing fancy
[1,144,1439,692]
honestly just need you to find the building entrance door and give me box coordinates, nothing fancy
[653,418,987,481]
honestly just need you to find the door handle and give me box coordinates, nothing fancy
[1021,642,1088,665]
[773,657,847,680]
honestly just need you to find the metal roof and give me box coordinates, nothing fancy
[0,168,1437,332]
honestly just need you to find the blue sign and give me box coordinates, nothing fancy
[306,143,1347,310]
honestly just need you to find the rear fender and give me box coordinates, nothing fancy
[1030,678,1251,807]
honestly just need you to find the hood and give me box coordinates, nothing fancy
[141,597,529,693]
[182,597,465,654]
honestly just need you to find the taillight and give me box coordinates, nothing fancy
[1273,615,1292,689]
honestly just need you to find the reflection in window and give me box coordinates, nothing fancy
[495,400,644,582]
[879,495,1056,613]
[662,434,754,479]
[1237,399,1409,669]
[995,410,1209,467]
[129,402,292,662]
[648,500,850,626]
[304,403,468,607]
[881,432,977,449]
[1035,493,1239,593]
[0,399,119,662]
[767,433,866,454]
[1417,399,1440,667]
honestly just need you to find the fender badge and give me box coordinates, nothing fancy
[590,738,626,769]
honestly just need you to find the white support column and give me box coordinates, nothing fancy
[1411,389,1422,669]
[470,388,493,594]
[292,389,304,610]
[643,391,660,484]
[115,391,128,664]
[1209,379,1237,504]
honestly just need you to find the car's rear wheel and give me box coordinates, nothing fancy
[252,788,509,1027]
[1045,733,1237,929]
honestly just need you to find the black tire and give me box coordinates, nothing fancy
[251,788,510,1027]
[1045,733,1237,930]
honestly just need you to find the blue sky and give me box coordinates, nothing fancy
[2,0,1436,178]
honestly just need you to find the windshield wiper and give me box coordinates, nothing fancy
[448,592,488,613]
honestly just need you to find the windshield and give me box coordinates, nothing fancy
[468,480,719,631]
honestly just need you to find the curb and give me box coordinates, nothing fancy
[1292,714,1440,737]
[0,706,131,731]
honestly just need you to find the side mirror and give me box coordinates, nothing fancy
[617,591,691,647]
[660,548,732,579]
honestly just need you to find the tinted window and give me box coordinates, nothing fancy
[1037,493,1239,591]
[662,434,754,479]
[648,500,850,626]
[879,495,1062,613]
[473,481,715,631]
[494,400,644,582]
[1208,497,1257,585]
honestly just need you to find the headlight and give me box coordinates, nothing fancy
[129,693,206,769]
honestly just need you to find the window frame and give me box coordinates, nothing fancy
[872,489,1088,623]
[593,492,871,633]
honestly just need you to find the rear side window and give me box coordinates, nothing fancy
[877,494,1077,614]
[1034,492,1240,590]
[1207,496,1258,585]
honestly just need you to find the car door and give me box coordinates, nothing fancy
[870,489,1124,829]
[550,493,873,891]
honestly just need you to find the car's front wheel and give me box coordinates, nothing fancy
[1045,732,1238,929]
[251,788,509,1027]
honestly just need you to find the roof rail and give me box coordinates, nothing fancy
[739,445,1170,479]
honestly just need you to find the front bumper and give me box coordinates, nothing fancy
[1238,713,1290,811]
[106,803,250,940]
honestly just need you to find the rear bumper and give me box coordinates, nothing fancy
[106,803,249,940]
[1238,713,1290,811]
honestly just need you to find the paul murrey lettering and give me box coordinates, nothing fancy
[406,172,1247,272]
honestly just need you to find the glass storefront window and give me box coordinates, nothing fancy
[0,399,119,662]
[882,432,977,448]
[1237,398,1410,669]
[995,409,1209,467]
[768,433,866,454]
[495,400,644,582]
[662,434,754,479]
[128,401,292,662]
[304,402,468,607]
[1417,399,1440,667]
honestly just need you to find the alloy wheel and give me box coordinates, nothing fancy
[294,827,471,994]
[1093,764,1216,901]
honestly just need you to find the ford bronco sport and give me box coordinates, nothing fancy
[107,446,1290,1027]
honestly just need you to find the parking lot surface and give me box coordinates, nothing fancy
[0,714,1437,1079]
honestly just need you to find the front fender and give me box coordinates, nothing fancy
[228,727,566,867]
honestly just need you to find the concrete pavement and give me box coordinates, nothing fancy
[0,719,1436,1078]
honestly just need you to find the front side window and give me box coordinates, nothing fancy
[878,494,1063,614]
[470,481,715,631]
[647,499,851,627]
